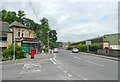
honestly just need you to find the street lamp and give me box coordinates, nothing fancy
[47,31,50,52]
[86,41,91,53]
[13,32,16,61]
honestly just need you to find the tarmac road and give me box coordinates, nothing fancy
[2,49,118,80]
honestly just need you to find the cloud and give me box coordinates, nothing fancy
[57,15,69,24]
[1,0,118,42]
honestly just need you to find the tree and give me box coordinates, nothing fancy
[0,10,18,24]
[40,17,49,26]
[2,44,25,60]
[39,17,51,48]
[0,10,7,21]
[49,30,57,48]
[17,10,25,24]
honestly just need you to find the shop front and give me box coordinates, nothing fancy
[22,40,41,54]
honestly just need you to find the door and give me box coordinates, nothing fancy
[22,43,28,53]
[30,43,34,52]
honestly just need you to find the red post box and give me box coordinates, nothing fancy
[31,49,35,59]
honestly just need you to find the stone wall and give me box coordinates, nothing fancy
[97,49,120,57]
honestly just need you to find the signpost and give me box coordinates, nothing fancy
[86,41,91,53]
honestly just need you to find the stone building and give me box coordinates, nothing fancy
[0,21,12,52]
[9,21,41,53]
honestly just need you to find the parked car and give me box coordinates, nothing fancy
[72,48,79,53]
[53,48,59,53]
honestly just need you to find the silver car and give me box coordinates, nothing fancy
[53,48,59,53]
[72,48,79,53]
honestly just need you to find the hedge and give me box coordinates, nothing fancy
[67,43,102,52]
[2,44,25,60]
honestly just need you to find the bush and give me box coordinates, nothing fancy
[67,45,74,50]
[71,43,102,53]
[89,44,102,52]
[78,44,87,52]
[2,44,25,60]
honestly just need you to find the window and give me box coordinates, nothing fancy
[22,30,24,37]
[18,30,21,37]
[2,47,7,52]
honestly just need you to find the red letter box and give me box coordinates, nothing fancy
[31,49,35,59]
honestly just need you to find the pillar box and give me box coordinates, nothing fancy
[31,49,35,59]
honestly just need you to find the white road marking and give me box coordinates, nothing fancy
[58,66,63,70]
[67,74,72,77]
[23,64,32,69]
[83,77,88,80]
[64,71,68,74]
[74,56,81,60]
[53,58,62,64]
[54,54,57,58]
[20,69,41,74]
[85,60,104,67]
[50,58,57,64]
[32,63,41,68]
[23,63,41,69]
[77,75,82,78]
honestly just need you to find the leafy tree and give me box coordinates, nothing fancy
[39,17,51,48]
[49,30,57,48]
[40,17,49,26]
[0,10,18,24]
[2,44,25,60]
[17,10,25,24]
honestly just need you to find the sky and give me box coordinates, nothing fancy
[1,0,119,42]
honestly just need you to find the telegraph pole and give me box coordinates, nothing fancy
[47,31,50,53]
[13,28,15,61]
[87,44,89,53]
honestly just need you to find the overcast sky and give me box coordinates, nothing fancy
[1,0,119,42]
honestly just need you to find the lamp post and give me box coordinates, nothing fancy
[86,41,91,53]
[13,28,15,61]
[47,31,50,53]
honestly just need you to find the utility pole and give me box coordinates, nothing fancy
[13,28,15,61]
[47,31,50,53]
[86,41,91,53]
[87,44,89,53]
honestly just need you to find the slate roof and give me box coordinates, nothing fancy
[9,21,28,28]
[0,21,12,32]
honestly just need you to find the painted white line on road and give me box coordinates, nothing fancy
[53,58,62,64]
[20,69,42,74]
[64,71,68,74]
[67,74,72,77]
[74,56,81,60]
[32,63,41,68]
[77,75,82,78]
[54,54,57,58]
[23,63,41,69]
[85,60,104,67]
[50,58,57,64]
[23,64,32,69]
[57,66,64,70]
[83,77,88,80]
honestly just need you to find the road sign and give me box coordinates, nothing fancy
[86,41,91,45]
[86,41,91,53]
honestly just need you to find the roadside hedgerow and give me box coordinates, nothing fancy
[2,44,25,60]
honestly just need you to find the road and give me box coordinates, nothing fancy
[2,49,118,80]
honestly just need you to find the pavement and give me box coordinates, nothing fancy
[2,53,54,65]
[2,49,118,80]
[78,52,119,61]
